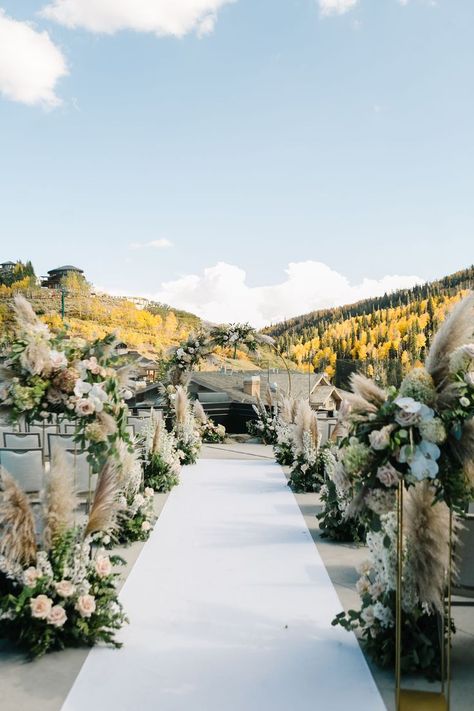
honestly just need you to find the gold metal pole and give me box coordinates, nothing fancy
[396,481,403,710]
[446,509,453,711]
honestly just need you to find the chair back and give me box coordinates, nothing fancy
[28,424,60,447]
[0,449,44,493]
[47,433,80,459]
[127,418,149,436]
[63,449,97,495]
[4,432,42,449]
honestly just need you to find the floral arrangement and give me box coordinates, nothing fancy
[333,494,453,677]
[143,414,181,492]
[0,453,127,659]
[172,386,201,465]
[288,401,322,492]
[167,333,210,386]
[247,396,279,445]
[316,445,367,542]
[193,401,226,443]
[333,294,474,676]
[0,295,132,474]
[210,322,259,360]
[273,396,298,466]
[116,488,155,544]
[112,440,156,544]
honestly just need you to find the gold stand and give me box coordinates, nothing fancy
[395,484,453,711]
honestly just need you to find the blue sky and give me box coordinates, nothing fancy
[0,1,473,326]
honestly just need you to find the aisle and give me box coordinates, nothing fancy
[62,459,385,711]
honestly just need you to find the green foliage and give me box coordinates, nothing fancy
[333,596,453,679]
[144,452,180,492]
[288,453,323,493]
[274,441,294,466]
[317,479,366,542]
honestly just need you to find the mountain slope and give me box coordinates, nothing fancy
[265,266,474,387]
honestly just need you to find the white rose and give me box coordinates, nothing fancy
[361,605,375,627]
[95,555,112,578]
[75,594,96,618]
[88,383,108,412]
[356,577,371,596]
[24,566,40,588]
[144,487,154,498]
[141,521,151,532]
[357,560,372,576]
[49,349,68,370]
[55,580,76,598]
[30,594,53,620]
[460,396,470,408]
[368,425,393,451]
[465,372,474,387]
[47,605,67,628]
[74,379,92,398]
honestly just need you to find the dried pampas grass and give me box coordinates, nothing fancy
[193,400,207,424]
[309,411,320,450]
[85,461,120,537]
[174,386,190,425]
[12,294,39,328]
[151,414,162,455]
[42,448,78,549]
[293,400,313,453]
[115,439,142,495]
[0,469,37,565]
[426,292,474,389]
[97,411,117,436]
[278,396,294,426]
[116,364,136,390]
[331,399,351,442]
[404,481,456,613]
[350,373,387,408]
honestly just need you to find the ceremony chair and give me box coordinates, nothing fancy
[0,448,44,494]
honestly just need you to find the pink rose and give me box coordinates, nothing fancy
[30,594,53,620]
[24,566,40,588]
[75,594,96,618]
[47,605,67,628]
[55,580,75,598]
[75,398,95,416]
[95,555,112,578]
[376,462,401,487]
[141,521,151,532]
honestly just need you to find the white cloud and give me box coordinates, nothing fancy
[129,239,173,250]
[40,0,235,38]
[319,0,359,17]
[0,10,67,107]
[136,260,424,328]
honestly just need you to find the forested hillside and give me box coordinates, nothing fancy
[266,266,474,387]
[0,262,200,357]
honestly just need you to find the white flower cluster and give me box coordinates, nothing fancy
[358,512,420,628]
[176,411,202,458]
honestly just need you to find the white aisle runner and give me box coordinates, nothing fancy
[62,459,385,711]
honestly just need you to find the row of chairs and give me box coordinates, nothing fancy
[0,447,96,496]
[0,421,146,456]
